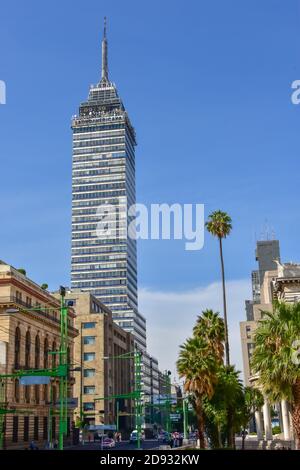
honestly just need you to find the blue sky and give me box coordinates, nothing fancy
[1,0,300,373]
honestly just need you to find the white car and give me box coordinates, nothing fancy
[129,430,145,444]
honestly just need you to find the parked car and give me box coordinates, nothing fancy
[101,437,115,449]
[129,430,145,444]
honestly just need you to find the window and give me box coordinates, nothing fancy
[12,416,18,442]
[14,327,21,369]
[83,336,96,345]
[34,416,39,441]
[43,417,48,440]
[25,382,30,403]
[16,290,22,302]
[35,335,40,369]
[83,402,95,411]
[14,379,20,403]
[44,337,49,368]
[24,416,29,441]
[92,301,101,313]
[35,385,40,404]
[53,385,58,406]
[246,325,251,339]
[52,341,57,368]
[82,322,96,329]
[25,330,31,368]
[84,352,95,362]
[43,384,48,403]
[52,417,56,439]
[84,386,95,395]
[84,369,96,378]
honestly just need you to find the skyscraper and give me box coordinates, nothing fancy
[71,20,146,350]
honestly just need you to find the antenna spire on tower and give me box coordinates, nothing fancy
[101,16,108,81]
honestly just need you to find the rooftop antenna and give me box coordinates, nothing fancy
[101,16,108,81]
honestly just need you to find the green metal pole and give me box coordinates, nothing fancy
[166,398,170,433]
[165,372,171,434]
[59,287,68,451]
[80,323,83,430]
[135,352,142,450]
[116,399,119,433]
[0,379,5,450]
[48,382,53,447]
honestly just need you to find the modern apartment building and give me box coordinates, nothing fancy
[71,20,146,351]
[0,261,78,448]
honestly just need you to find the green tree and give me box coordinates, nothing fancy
[41,283,48,290]
[17,268,26,276]
[177,336,218,448]
[193,309,225,363]
[239,387,264,450]
[209,366,244,448]
[251,301,300,448]
[205,211,232,366]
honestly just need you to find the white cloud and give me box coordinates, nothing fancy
[139,279,251,381]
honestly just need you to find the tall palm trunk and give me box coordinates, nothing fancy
[226,406,235,448]
[195,398,206,449]
[218,237,230,367]
[292,379,300,450]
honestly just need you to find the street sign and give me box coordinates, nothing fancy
[170,413,181,421]
[89,424,116,431]
[20,376,50,385]
[152,394,177,405]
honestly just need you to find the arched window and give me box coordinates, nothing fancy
[44,337,49,369]
[25,383,30,403]
[52,341,57,368]
[52,385,57,405]
[14,327,21,369]
[14,379,19,403]
[35,335,40,369]
[35,384,40,404]
[43,384,48,403]
[25,330,31,369]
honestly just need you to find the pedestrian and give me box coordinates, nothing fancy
[29,440,38,450]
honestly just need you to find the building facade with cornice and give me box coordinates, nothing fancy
[0,261,78,449]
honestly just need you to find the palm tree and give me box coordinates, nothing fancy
[240,387,264,450]
[251,301,300,448]
[193,309,225,363]
[177,336,218,448]
[205,210,232,366]
[202,365,244,448]
[215,365,244,448]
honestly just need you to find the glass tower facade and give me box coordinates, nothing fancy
[71,24,146,350]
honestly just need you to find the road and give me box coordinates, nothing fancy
[72,439,162,451]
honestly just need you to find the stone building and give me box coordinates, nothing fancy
[240,241,300,444]
[58,290,134,434]
[0,261,78,449]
